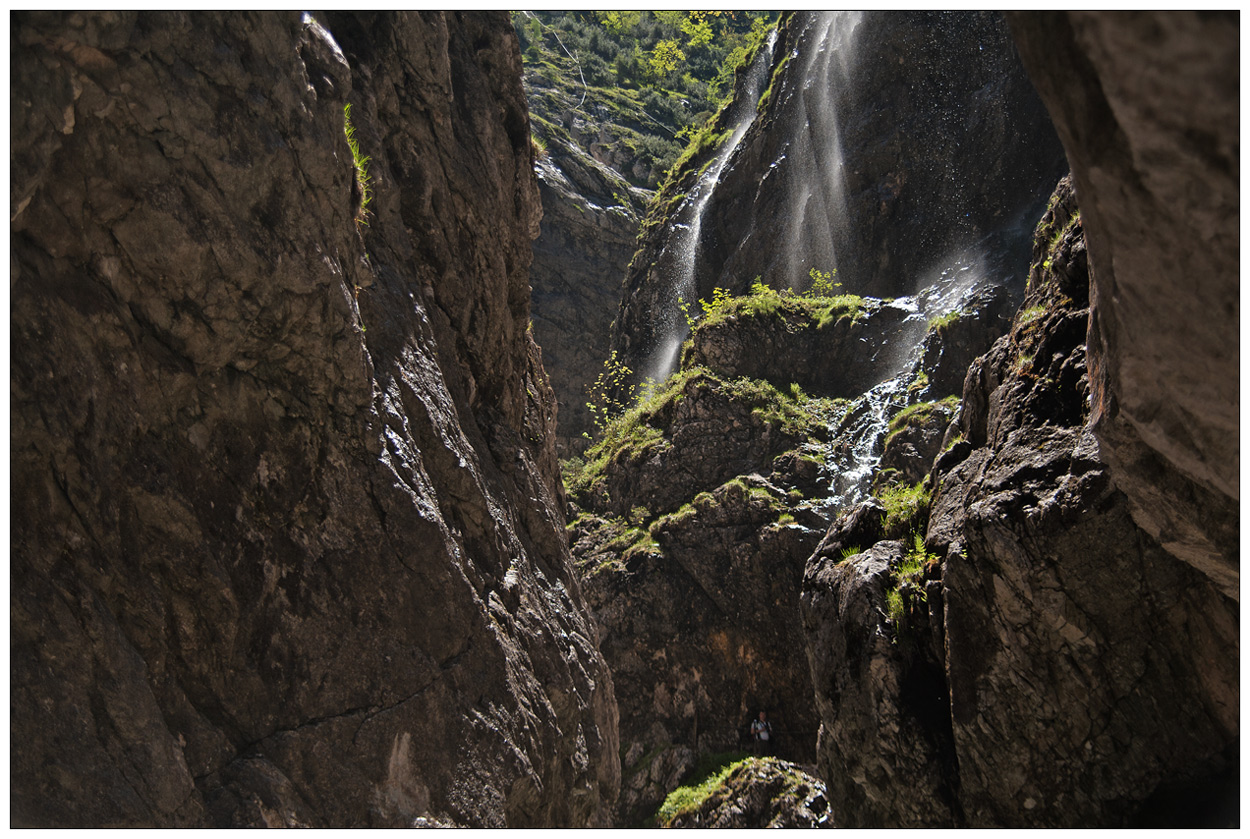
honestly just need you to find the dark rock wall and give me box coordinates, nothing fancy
[11,11,617,827]
[1007,11,1239,601]
[932,177,1238,827]
[801,177,1239,827]
[529,139,649,454]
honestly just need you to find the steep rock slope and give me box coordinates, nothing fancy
[612,11,1067,379]
[801,178,1239,827]
[1008,11,1239,601]
[567,365,827,824]
[529,136,648,454]
[11,11,617,827]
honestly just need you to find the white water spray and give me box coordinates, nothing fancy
[820,254,987,514]
[644,29,779,384]
[778,11,863,288]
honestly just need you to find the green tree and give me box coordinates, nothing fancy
[597,10,641,34]
[681,12,715,48]
[649,38,686,78]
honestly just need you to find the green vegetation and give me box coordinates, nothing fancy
[515,11,778,189]
[838,544,863,563]
[343,103,372,225]
[807,266,839,296]
[584,350,648,435]
[885,531,939,642]
[927,309,963,333]
[878,479,931,540]
[654,752,753,826]
[566,362,828,510]
[755,36,793,117]
[1015,305,1047,330]
[569,512,660,576]
[680,278,867,336]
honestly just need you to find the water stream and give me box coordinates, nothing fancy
[778,11,863,288]
[818,254,988,516]
[644,29,779,384]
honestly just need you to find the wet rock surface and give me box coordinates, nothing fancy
[1008,11,1239,601]
[11,11,617,827]
[612,11,1067,379]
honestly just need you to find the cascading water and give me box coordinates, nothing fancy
[777,11,862,288]
[644,29,778,384]
[819,254,987,515]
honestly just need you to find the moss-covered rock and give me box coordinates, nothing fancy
[657,756,830,828]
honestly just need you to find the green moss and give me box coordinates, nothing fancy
[756,47,792,117]
[1016,304,1047,329]
[810,294,867,328]
[883,396,960,450]
[690,282,865,335]
[654,753,753,826]
[927,310,963,333]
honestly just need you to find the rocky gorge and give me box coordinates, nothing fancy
[10,10,1239,830]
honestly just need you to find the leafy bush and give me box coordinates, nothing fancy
[807,267,839,297]
[585,350,638,434]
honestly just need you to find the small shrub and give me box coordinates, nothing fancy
[884,532,937,642]
[878,480,930,540]
[585,350,637,433]
[806,266,840,297]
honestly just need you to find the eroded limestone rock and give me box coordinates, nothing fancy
[11,11,617,827]
[1008,11,1239,600]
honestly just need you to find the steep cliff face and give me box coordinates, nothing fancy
[566,359,828,823]
[801,177,1239,827]
[528,135,649,453]
[11,11,617,827]
[612,11,1067,380]
[1007,11,1239,601]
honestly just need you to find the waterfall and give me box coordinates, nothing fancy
[644,29,779,384]
[778,11,863,288]
[820,253,986,515]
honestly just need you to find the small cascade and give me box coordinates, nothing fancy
[644,29,778,383]
[818,254,987,515]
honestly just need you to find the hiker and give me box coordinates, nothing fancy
[751,710,773,755]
